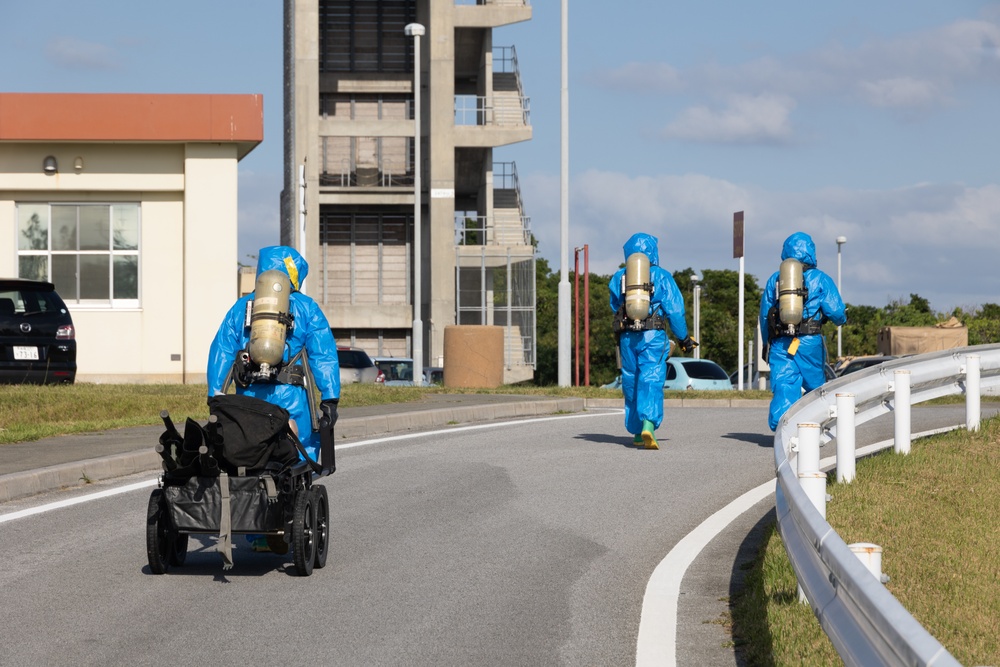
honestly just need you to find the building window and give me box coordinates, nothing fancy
[16,203,140,308]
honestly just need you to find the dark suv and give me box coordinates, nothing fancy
[0,279,76,384]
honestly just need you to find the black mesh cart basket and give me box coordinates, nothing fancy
[145,394,334,576]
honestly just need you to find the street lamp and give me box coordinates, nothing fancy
[405,22,425,385]
[836,236,847,359]
[691,274,701,359]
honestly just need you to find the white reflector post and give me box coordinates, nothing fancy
[966,354,980,432]
[796,422,821,475]
[836,393,856,484]
[849,542,888,584]
[799,471,828,519]
[797,469,828,604]
[893,370,911,454]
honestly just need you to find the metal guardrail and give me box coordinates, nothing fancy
[774,344,1000,666]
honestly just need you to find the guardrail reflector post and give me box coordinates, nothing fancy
[797,469,828,604]
[796,422,821,475]
[799,472,828,519]
[849,542,889,584]
[894,370,911,454]
[966,354,980,432]
[835,393,856,483]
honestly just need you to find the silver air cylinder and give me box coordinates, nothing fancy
[624,252,651,321]
[248,269,291,368]
[778,258,804,325]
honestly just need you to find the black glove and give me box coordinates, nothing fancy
[679,336,699,354]
[320,398,339,427]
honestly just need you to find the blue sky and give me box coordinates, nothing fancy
[3,1,1000,314]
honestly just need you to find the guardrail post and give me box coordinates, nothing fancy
[796,421,824,605]
[894,370,911,454]
[849,542,890,584]
[796,422,820,476]
[835,393,856,484]
[966,354,980,432]
[799,472,828,519]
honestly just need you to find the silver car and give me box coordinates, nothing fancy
[337,346,381,384]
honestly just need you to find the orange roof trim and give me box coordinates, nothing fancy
[0,93,263,155]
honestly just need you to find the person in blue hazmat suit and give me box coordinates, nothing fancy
[207,245,341,465]
[609,233,697,449]
[759,232,846,431]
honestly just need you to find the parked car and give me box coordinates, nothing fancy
[336,346,381,384]
[372,356,416,385]
[371,357,442,386]
[730,362,837,389]
[0,278,76,384]
[601,357,732,391]
[423,366,444,385]
[664,357,732,391]
[836,355,898,377]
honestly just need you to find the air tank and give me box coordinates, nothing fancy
[624,252,651,321]
[778,258,804,325]
[248,269,291,367]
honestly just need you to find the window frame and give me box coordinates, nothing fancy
[15,202,141,309]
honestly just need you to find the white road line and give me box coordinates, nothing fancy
[334,409,622,450]
[0,478,158,524]
[636,425,962,666]
[0,410,623,524]
[636,480,776,667]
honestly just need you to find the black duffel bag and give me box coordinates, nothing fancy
[207,394,300,472]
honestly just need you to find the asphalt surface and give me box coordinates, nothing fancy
[2,394,987,665]
[0,392,623,503]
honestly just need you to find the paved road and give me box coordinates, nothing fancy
[0,399,987,666]
[0,401,777,666]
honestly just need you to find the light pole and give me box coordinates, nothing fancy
[405,22,425,385]
[691,274,701,359]
[836,236,846,360]
[557,0,571,386]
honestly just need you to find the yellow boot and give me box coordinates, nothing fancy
[641,420,659,450]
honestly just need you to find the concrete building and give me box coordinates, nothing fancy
[0,93,263,383]
[282,0,536,383]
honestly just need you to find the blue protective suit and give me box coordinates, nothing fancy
[207,246,341,461]
[609,233,689,436]
[759,232,846,431]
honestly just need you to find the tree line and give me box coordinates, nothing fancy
[532,258,1000,387]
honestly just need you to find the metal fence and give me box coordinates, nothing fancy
[775,345,1000,666]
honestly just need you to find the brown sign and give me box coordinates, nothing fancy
[733,211,744,258]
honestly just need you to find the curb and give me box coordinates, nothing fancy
[0,396,769,505]
[0,397,586,504]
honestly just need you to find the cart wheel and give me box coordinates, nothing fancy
[146,489,179,574]
[311,485,330,570]
[292,489,316,576]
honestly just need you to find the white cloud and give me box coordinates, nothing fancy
[588,61,683,93]
[590,18,1000,115]
[523,170,1000,312]
[858,76,941,109]
[44,37,119,71]
[662,94,796,144]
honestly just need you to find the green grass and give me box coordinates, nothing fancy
[0,382,766,445]
[730,417,1000,666]
[0,383,427,444]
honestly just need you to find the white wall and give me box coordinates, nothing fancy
[0,142,242,384]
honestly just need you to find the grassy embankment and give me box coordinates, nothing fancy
[728,415,1000,666]
[0,382,769,445]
